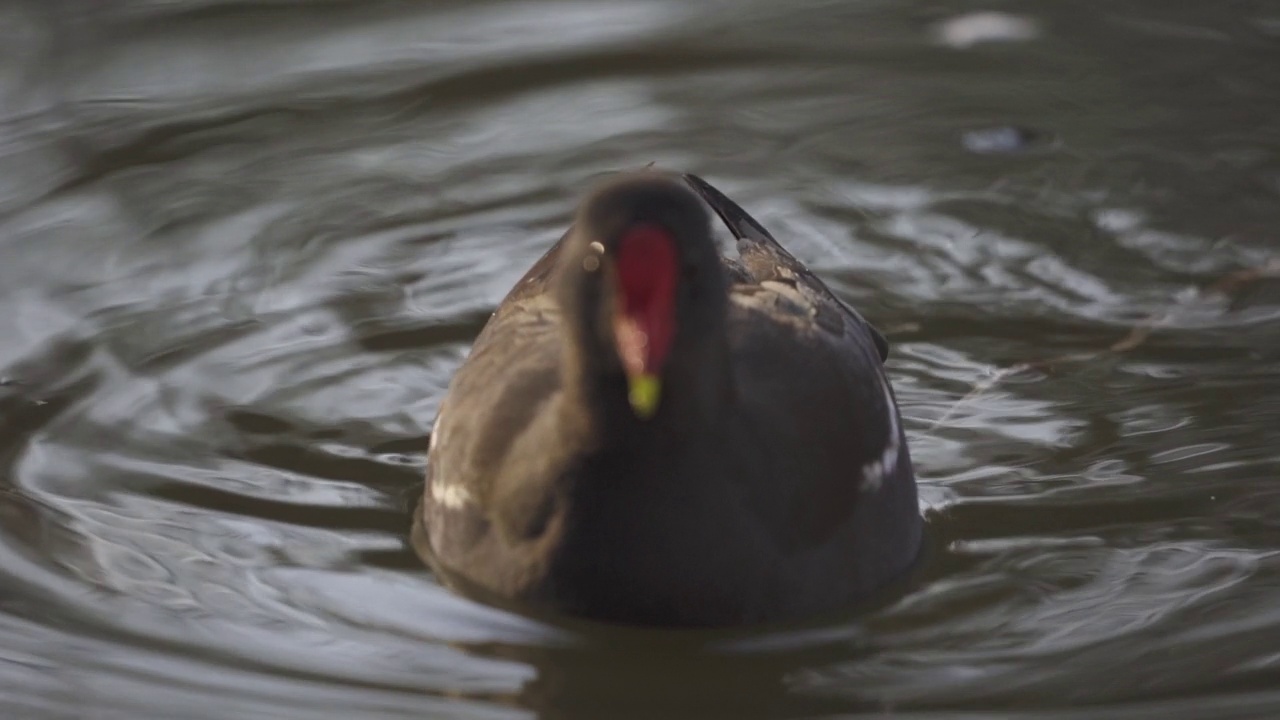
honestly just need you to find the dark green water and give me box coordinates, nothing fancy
[1,1,1279,718]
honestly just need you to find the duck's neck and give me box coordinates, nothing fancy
[560,329,734,447]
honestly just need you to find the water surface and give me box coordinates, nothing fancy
[2,1,1279,718]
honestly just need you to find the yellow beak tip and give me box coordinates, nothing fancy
[627,374,662,419]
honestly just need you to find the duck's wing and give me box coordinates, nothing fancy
[421,228,570,580]
[682,173,890,363]
[682,173,911,552]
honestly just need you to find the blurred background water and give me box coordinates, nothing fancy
[1,1,1279,718]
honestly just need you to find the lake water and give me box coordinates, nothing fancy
[2,1,1279,718]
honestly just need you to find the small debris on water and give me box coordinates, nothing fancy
[934,11,1040,49]
[961,126,1055,155]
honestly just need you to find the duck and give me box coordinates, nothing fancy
[412,170,921,627]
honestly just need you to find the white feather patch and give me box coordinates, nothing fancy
[429,411,443,452]
[861,376,901,492]
[430,480,474,509]
[426,410,471,508]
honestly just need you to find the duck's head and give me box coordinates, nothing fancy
[556,172,728,420]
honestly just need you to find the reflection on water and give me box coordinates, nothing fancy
[1,0,1279,718]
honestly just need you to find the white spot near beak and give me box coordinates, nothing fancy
[584,242,605,272]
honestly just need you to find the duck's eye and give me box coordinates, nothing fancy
[583,241,606,272]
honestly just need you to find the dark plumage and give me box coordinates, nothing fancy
[413,171,921,627]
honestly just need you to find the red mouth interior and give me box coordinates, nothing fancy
[613,224,678,377]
